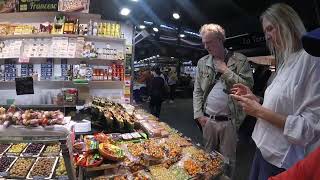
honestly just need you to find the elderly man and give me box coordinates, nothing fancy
[193,23,253,179]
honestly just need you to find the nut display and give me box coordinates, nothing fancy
[30,157,56,178]
[9,158,34,178]
[0,144,11,154]
[7,143,28,154]
[0,156,15,172]
[23,143,43,155]
[42,143,60,155]
[55,157,67,176]
[127,143,144,157]
[183,159,202,177]
[149,165,176,180]
[132,171,151,180]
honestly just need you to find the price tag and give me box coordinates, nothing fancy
[18,56,30,63]
[0,171,8,177]
[33,176,45,180]
[58,175,69,180]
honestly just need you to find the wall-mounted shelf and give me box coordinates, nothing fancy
[0,34,126,43]
[0,80,124,90]
[0,12,101,21]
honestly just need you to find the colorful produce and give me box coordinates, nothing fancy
[98,143,124,161]
[30,157,56,178]
[42,143,60,155]
[9,158,34,178]
[183,159,202,177]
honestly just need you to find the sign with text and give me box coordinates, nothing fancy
[18,0,59,12]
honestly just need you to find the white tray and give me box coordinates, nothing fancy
[26,157,59,179]
[5,143,29,156]
[0,144,12,156]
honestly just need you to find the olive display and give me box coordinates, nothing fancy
[23,143,43,155]
[0,144,10,154]
[42,143,60,155]
[30,158,55,178]
[0,156,15,172]
[55,157,67,176]
[9,158,34,178]
[7,143,28,154]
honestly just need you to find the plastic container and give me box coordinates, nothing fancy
[0,156,18,177]
[6,143,29,156]
[21,143,45,157]
[7,157,36,179]
[0,144,12,156]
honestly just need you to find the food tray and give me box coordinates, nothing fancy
[0,156,18,177]
[20,143,45,157]
[7,157,36,179]
[0,144,12,156]
[41,143,61,157]
[54,157,68,178]
[5,143,29,156]
[26,157,59,179]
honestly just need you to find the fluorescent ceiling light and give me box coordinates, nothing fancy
[120,8,131,16]
[153,27,159,32]
[144,21,153,25]
[139,25,146,29]
[179,34,185,38]
[131,0,138,1]
[173,12,180,19]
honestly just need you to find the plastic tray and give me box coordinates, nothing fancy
[0,156,18,177]
[20,143,45,157]
[0,144,12,156]
[41,143,61,157]
[26,157,59,179]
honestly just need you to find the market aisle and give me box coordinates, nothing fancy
[146,98,255,180]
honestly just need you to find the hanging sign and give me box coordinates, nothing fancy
[18,0,59,12]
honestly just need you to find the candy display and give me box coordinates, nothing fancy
[98,143,124,161]
[0,156,16,173]
[29,157,57,178]
[8,158,35,178]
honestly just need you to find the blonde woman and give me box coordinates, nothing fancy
[231,3,320,180]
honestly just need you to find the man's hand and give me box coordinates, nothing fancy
[197,116,209,127]
[214,60,228,73]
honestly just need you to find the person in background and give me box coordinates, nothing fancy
[167,68,178,103]
[230,3,320,180]
[149,67,166,118]
[193,23,253,179]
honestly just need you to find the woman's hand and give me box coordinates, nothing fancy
[230,94,262,117]
[231,83,260,103]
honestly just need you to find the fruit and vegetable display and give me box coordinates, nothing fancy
[29,157,57,178]
[22,143,44,156]
[0,156,16,172]
[7,143,28,155]
[55,157,67,176]
[0,144,11,155]
[42,143,61,156]
[0,105,65,127]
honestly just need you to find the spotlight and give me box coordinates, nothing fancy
[173,12,180,20]
[153,27,159,32]
[139,25,146,29]
[120,8,131,16]
[179,34,185,38]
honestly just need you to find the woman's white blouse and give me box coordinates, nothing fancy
[252,50,320,169]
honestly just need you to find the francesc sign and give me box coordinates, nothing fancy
[18,0,59,12]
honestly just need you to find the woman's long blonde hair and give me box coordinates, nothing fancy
[260,3,306,66]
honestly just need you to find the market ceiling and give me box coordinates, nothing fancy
[90,0,320,62]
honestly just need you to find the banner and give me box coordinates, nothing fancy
[18,0,59,12]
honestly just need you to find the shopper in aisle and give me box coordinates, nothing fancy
[193,23,253,179]
[230,3,320,180]
[149,66,166,118]
[168,68,178,103]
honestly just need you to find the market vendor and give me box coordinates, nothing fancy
[193,23,253,179]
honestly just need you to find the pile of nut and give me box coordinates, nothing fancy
[0,144,10,154]
[23,143,44,155]
[9,158,34,178]
[7,143,28,154]
[127,143,144,157]
[30,158,55,177]
[183,159,202,177]
[42,143,60,155]
[0,156,15,172]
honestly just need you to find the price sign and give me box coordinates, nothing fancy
[18,56,30,63]
[15,77,34,95]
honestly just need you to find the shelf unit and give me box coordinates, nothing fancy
[0,12,101,21]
